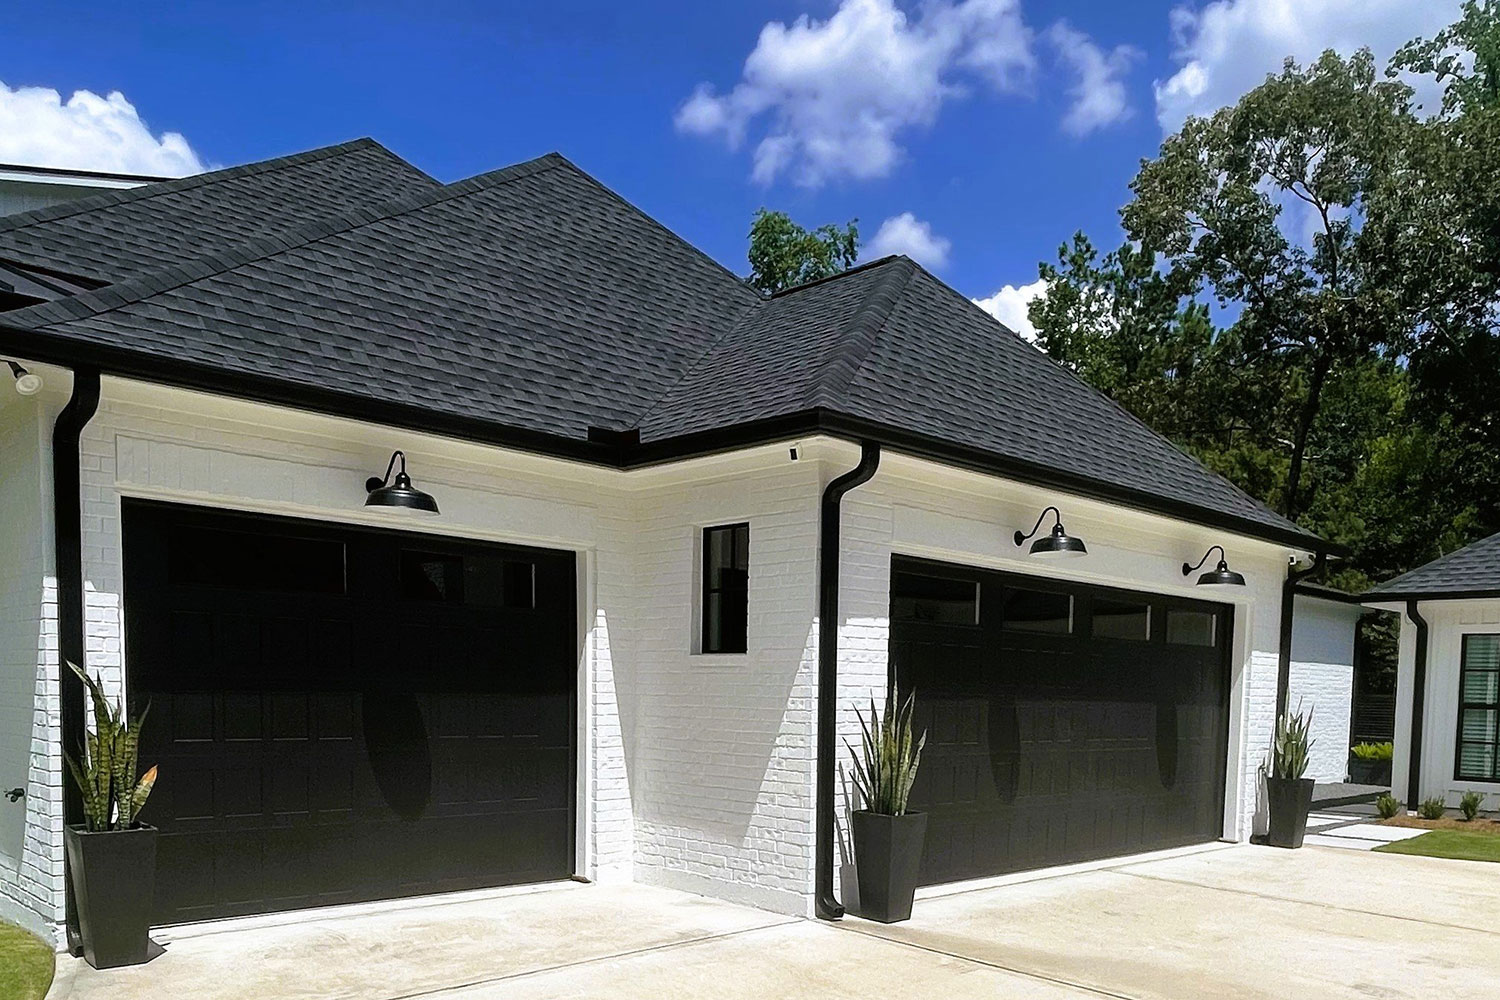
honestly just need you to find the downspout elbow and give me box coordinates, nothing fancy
[815,441,881,920]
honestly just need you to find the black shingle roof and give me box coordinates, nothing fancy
[0,146,1324,551]
[1366,532,1500,599]
[0,138,436,286]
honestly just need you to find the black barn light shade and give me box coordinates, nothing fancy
[364,450,439,514]
[1183,545,1245,588]
[1013,505,1087,559]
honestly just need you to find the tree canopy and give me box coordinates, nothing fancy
[746,208,858,293]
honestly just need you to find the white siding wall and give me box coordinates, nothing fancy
[0,382,67,942]
[1393,599,1500,809]
[1287,596,1363,782]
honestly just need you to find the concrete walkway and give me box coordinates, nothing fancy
[48,844,1500,1000]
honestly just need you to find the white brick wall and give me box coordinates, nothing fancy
[1287,595,1361,782]
[0,388,67,944]
[6,378,1305,931]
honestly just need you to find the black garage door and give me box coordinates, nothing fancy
[123,501,576,924]
[891,556,1231,886]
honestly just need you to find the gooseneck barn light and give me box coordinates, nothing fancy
[1183,545,1246,588]
[1013,505,1088,559]
[6,361,41,396]
[364,450,439,514]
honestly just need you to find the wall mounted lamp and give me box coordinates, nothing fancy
[1013,506,1087,559]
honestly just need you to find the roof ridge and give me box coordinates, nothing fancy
[769,254,904,298]
[627,293,767,431]
[545,153,760,307]
[0,138,406,236]
[1,153,568,333]
[803,257,916,410]
[1368,528,1500,593]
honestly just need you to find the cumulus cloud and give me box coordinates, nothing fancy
[1155,0,1460,131]
[675,0,1034,186]
[972,278,1046,342]
[0,80,203,176]
[1047,21,1141,136]
[864,212,952,269]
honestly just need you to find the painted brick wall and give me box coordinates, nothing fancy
[0,390,68,943]
[1287,596,1361,782]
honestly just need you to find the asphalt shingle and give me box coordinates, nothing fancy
[1366,531,1500,597]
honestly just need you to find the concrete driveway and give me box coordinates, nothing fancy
[48,844,1500,1000]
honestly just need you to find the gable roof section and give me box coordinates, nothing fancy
[0,153,759,445]
[1366,531,1500,599]
[0,138,436,287]
[0,145,1323,551]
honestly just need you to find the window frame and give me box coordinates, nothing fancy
[1454,633,1500,782]
[700,522,750,655]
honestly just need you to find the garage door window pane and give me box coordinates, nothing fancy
[1002,587,1072,634]
[1166,609,1217,647]
[892,573,979,625]
[402,551,535,609]
[170,526,346,595]
[1093,598,1151,640]
[1457,636,1500,780]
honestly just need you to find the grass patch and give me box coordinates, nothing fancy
[0,921,54,1000]
[1374,830,1500,863]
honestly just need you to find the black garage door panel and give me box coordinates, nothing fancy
[124,501,576,924]
[892,556,1231,886]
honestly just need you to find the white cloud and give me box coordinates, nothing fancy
[1155,0,1460,131]
[1047,21,1140,136]
[675,0,1034,186]
[972,277,1046,342]
[0,80,202,176]
[864,212,952,268]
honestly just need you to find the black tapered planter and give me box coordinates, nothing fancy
[65,824,157,969]
[1265,777,1315,849]
[851,810,927,923]
[1347,757,1392,787]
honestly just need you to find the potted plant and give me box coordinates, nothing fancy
[847,684,927,923]
[1264,704,1315,848]
[1347,741,1393,786]
[63,662,159,970]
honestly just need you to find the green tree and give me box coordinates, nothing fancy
[746,209,858,293]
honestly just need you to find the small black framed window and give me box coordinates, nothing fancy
[892,572,979,625]
[1001,586,1073,634]
[1456,635,1500,781]
[1093,597,1151,641]
[1166,609,1218,647]
[702,523,749,653]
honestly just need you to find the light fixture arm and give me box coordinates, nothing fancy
[1014,505,1062,547]
[1183,545,1227,576]
[366,450,407,492]
[5,361,26,379]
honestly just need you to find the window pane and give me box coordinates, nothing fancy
[1167,609,1217,647]
[1462,669,1500,705]
[1002,587,1072,634]
[1459,742,1496,780]
[1093,598,1151,640]
[170,526,346,595]
[463,555,535,609]
[703,524,749,653]
[1467,635,1500,670]
[1461,708,1498,743]
[401,551,461,601]
[892,573,978,625]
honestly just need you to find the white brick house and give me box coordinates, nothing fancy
[0,141,1335,945]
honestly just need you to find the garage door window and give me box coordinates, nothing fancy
[1457,635,1500,781]
[892,572,979,625]
[1093,597,1151,640]
[702,523,749,653]
[1001,586,1072,634]
[400,550,535,608]
[1166,609,1218,647]
[169,525,346,595]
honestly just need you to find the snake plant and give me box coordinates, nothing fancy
[848,684,927,816]
[1269,703,1314,780]
[63,662,158,832]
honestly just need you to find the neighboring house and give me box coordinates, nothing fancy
[0,139,1336,945]
[1287,584,1367,782]
[0,163,162,217]
[1365,531,1500,811]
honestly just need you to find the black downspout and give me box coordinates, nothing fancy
[1404,599,1430,810]
[1276,552,1326,718]
[815,441,880,921]
[53,367,100,955]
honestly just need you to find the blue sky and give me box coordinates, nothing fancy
[0,1,1459,332]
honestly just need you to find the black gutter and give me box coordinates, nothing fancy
[815,441,880,921]
[52,367,99,955]
[1404,599,1430,809]
[1276,553,1326,719]
[0,328,1338,559]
